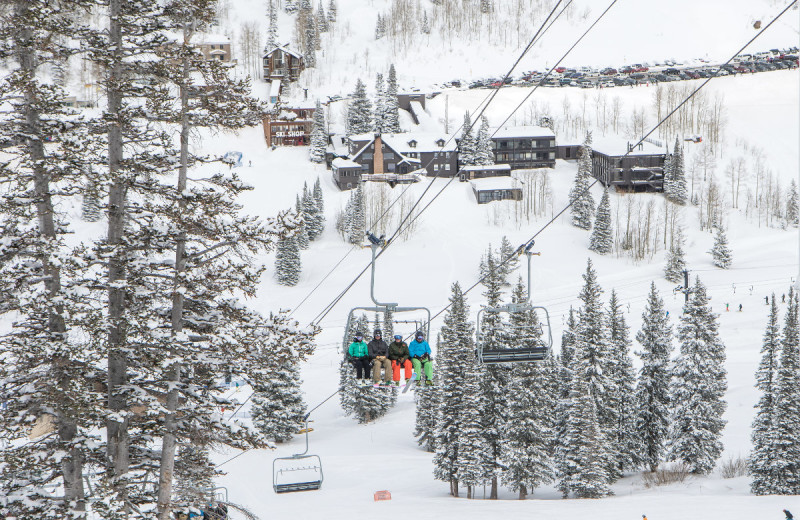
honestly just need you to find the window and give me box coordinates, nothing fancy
[445,163,451,171]
[361,164,370,171]
[388,163,396,172]
[549,152,555,159]
[384,152,394,160]
[408,140,417,148]
[362,152,373,160]
[433,164,439,171]
[500,141,508,149]
[550,139,556,147]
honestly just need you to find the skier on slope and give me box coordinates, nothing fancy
[408,330,434,386]
[368,329,392,386]
[785,510,793,520]
[388,334,412,386]
[347,332,371,385]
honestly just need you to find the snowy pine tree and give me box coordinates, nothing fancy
[275,235,301,285]
[750,295,782,494]
[455,358,491,499]
[458,111,477,167]
[480,0,493,14]
[786,179,799,227]
[346,78,373,136]
[667,277,727,474]
[317,1,328,33]
[374,72,386,133]
[664,222,687,283]
[710,225,732,268]
[570,133,596,230]
[589,189,613,254]
[285,0,298,12]
[475,116,495,166]
[421,10,431,34]
[266,0,279,51]
[251,356,307,443]
[82,173,102,222]
[375,14,386,39]
[770,288,800,493]
[347,182,366,244]
[313,177,326,233]
[433,282,475,497]
[497,236,520,285]
[414,376,439,451]
[303,10,317,67]
[295,195,310,249]
[309,100,327,163]
[327,0,337,21]
[303,182,323,240]
[606,290,638,475]
[662,148,675,201]
[385,64,401,133]
[501,281,556,499]
[634,282,673,472]
[666,137,688,205]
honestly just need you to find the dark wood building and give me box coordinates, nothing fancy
[460,164,512,181]
[331,158,362,190]
[591,137,667,192]
[490,126,556,169]
[348,132,457,177]
[470,177,523,204]
[262,103,315,146]
[263,45,304,82]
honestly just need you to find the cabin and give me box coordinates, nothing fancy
[470,177,523,204]
[262,103,315,146]
[348,132,457,177]
[459,164,512,181]
[590,136,667,192]
[331,158,363,190]
[196,36,233,63]
[490,126,556,169]
[263,44,304,82]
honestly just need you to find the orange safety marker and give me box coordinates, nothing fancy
[373,490,392,501]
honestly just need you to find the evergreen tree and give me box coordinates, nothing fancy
[606,290,638,475]
[455,358,491,499]
[382,307,394,338]
[295,195,310,249]
[667,277,727,474]
[275,235,301,285]
[786,179,799,227]
[347,182,366,244]
[433,282,474,497]
[570,133,595,230]
[375,14,386,40]
[327,0,337,22]
[374,72,386,133]
[501,281,555,499]
[667,137,688,205]
[554,308,578,486]
[571,259,616,481]
[173,445,214,506]
[458,111,477,167]
[309,100,327,163]
[385,64,401,133]
[421,10,431,34]
[317,1,328,33]
[338,314,369,417]
[496,235,520,285]
[313,177,326,233]
[266,0,279,51]
[285,0,298,13]
[303,10,317,67]
[770,288,800,493]
[664,222,687,283]
[750,295,782,494]
[662,148,675,201]
[589,189,613,254]
[475,116,494,166]
[634,282,673,472]
[300,0,312,11]
[710,225,732,268]
[346,78,373,136]
[303,181,323,240]
[414,376,439,451]
[480,0,493,14]
[251,357,307,443]
[82,174,102,222]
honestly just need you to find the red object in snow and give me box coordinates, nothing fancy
[374,490,392,501]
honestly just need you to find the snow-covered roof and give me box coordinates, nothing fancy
[269,80,281,99]
[470,177,520,191]
[591,135,667,157]
[332,158,361,169]
[461,164,511,172]
[199,33,230,44]
[491,126,555,139]
[263,44,302,59]
[349,132,457,153]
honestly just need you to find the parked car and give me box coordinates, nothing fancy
[664,67,680,75]
[600,67,617,75]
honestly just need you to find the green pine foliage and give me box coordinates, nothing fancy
[634,282,673,472]
[710,225,732,268]
[458,111,477,167]
[589,189,613,254]
[275,234,301,285]
[309,100,327,163]
[455,358,491,498]
[666,137,688,205]
[668,277,727,474]
[347,182,366,244]
[251,357,307,443]
[374,72,386,133]
[664,222,687,283]
[385,64,401,133]
[750,295,783,494]
[475,116,494,166]
[570,132,595,230]
[786,179,799,227]
[346,78,372,136]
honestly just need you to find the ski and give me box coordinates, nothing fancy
[401,373,418,394]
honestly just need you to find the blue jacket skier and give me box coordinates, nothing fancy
[408,331,433,385]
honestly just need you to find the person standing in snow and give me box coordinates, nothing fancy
[368,329,392,385]
[348,332,371,385]
[409,330,434,385]
[785,510,793,520]
[388,334,412,386]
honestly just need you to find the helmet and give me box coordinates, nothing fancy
[394,334,402,340]
[373,328,382,337]
[354,332,363,341]
[415,331,424,340]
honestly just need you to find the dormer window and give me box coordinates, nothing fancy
[408,140,417,148]
[436,139,445,147]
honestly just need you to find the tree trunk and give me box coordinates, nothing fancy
[106,0,130,503]
[466,484,472,499]
[157,28,193,520]
[450,479,459,497]
[519,484,527,500]
[490,476,497,499]
[16,0,85,513]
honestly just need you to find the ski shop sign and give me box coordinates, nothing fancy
[275,130,305,138]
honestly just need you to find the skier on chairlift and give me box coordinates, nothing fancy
[408,331,434,386]
[368,329,392,386]
[347,332,371,386]
[388,334,412,386]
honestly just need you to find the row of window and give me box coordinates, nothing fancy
[495,152,555,161]
[492,139,555,150]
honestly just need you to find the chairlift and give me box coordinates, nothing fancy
[476,241,553,364]
[342,233,432,361]
[272,414,323,493]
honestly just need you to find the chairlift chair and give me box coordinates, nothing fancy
[476,241,553,364]
[272,416,323,493]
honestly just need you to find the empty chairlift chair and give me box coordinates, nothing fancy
[272,415,323,493]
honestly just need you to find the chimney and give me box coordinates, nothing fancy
[303,88,308,101]
[374,135,384,174]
